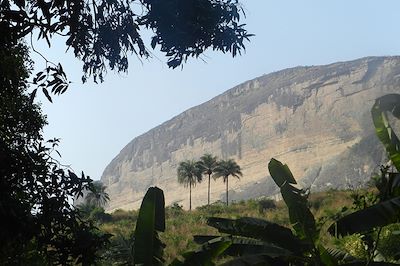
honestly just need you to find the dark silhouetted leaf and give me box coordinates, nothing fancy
[207,217,307,253]
[134,187,165,265]
[372,94,400,170]
[328,196,400,236]
[170,236,231,266]
[268,159,317,244]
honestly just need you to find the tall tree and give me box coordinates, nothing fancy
[85,181,110,208]
[213,159,242,206]
[198,154,218,205]
[177,160,202,210]
[0,38,109,264]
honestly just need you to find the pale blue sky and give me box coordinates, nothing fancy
[33,0,400,180]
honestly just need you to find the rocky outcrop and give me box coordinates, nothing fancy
[101,56,400,211]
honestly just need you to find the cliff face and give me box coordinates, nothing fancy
[101,56,400,211]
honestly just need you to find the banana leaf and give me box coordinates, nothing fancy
[371,94,400,171]
[206,217,308,253]
[268,158,318,244]
[133,187,165,265]
[170,236,231,266]
[194,235,293,258]
[328,196,400,236]
[221,254,292,266]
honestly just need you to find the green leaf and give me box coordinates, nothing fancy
[207,217,308,253]
[170,237,231,266]
[341,262,400,266]
[134,187,165,265]
[371,94,400,171]
[268,158,296,187]
[194,235,293,258]
[268,159,317,244]
[328,196,400,236]
[221,254,290,266]
[324,247,356,264]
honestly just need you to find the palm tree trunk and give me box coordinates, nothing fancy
[226,175,229,206]
[208,174,211,205]
[189,179,192,211]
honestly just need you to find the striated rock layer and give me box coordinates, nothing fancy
[101,56,400,211]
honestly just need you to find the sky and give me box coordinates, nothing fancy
[33,0,400,180]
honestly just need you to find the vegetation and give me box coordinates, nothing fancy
[1,0,252,97]
[213,159,243,206]
[100,93,400,265]
[177,160,203,210]
[1,0,251,264]
[198,154,219,205]
[0,39,110,264]
[177,156,243,208]
[84,181,110,208]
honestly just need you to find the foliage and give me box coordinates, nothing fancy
[258,198,277,214]
[133,186,166,265]
[213,158,243,206]
[85,180,110,208]
[371,94,400,170]
[1,0,252,86]
[198,153,219,205]
[0,38,110,264]
[177,160,203,210]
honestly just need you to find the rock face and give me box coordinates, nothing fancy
[101,56,400,211]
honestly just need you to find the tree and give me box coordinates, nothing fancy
[1,0,252,93]
[0,38,109,264]
[85,181,110,208]
[177,160,203,210]
[213,159,242,206]
[198,153,218,205]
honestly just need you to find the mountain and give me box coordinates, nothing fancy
[101,56,400,211]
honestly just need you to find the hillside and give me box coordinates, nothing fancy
[101,56,400,211]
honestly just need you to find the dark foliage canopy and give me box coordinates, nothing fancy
[0,34,109,265]
[1,0,252,87]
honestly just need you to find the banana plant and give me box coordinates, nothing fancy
[190,159,354,265]
[327,94,400,263]
[133,187,166,265]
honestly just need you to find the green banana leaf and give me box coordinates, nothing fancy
[328,196,400,236]
[170,236,231,266]
[194,235,293,258]
[371,94,400,171]
[206,217,308,253]
[268,158,318,244]
[133,187,166,265]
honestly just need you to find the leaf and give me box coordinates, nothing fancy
[341,262,400,266]
[42,88,52,103]
[194,235,293,258]
[207,217,308,253]
[151,37,157,49]
[170,237,231,266]
[29,89,37,104]
[371,94,400,170]
[324,247,356,264]
[134,187,165,265]
[268,159,317,243]
[268,158,296,187]
[328,196,400,236]
[221,254,290,266]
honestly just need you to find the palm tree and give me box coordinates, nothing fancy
[177,160,202,210]
[85,181,110,208]
[197,154,218,205]
[213,159,242,206]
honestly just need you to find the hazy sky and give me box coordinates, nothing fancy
[33,0,400,180]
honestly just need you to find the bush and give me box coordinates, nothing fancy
[258,198,276,213]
